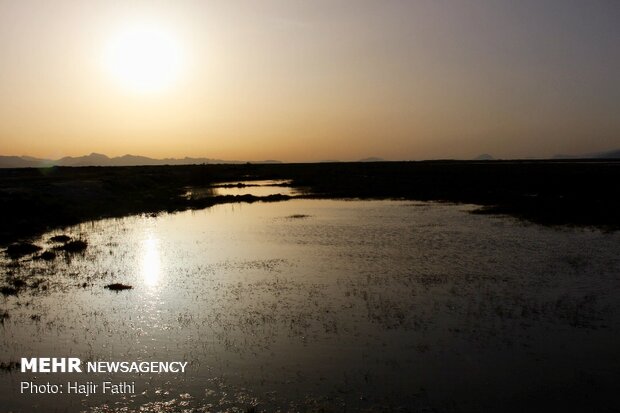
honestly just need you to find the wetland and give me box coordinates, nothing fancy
[1,162,620,412]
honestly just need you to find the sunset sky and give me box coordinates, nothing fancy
[0,0,618,161]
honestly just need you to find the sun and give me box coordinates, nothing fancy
[104,23,184,93]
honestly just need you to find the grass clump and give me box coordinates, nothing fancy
[50,235,71,243]
[0,309,9,324]
[105,283,132,291]
[0,286,18,296]
[56,239,87,253]
[38,250,57,261]
[0,362,20,373]
[6,242,41,259]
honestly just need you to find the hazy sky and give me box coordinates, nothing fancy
[0,0,618,161]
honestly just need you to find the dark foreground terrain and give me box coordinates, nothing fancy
[1,160,619,244]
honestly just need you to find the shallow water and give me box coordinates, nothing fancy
[212,180,296,197]
[183,180,297,200]
[1,200,619,412]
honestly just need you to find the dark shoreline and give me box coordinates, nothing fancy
[1,160,619,245]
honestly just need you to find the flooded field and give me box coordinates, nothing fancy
[1,199,620,412]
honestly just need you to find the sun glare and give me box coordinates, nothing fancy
[140,235,161,287]
[104,23,184,93]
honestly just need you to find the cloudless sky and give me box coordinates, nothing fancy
[0,0,618,161]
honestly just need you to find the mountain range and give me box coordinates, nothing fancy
[0,153,282,168]
[473,149,620,161]
[553,148,620,159]
[1,148,619,168]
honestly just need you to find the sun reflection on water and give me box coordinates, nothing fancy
[140,235,161,287]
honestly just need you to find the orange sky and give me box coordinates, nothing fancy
[0,0,618,161]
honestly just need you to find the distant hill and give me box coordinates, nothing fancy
[553,148,620,159]
[0,153,282,168]
[0,156,44,168]
[358,157,386,162]
[474,154,494,160]
[591,149,620,159]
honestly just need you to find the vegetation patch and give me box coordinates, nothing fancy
[6,242,41,259]
[105,283,133,291]
[38,250,57,261]
[0,361,20,373]
[0,286,18,296]
[0,161,619,246]
[55,239,87,253]
[10,279,26,289]
[50,235,72,243]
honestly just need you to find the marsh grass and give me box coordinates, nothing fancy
[1,161,619,246]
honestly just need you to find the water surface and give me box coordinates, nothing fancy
[1,200,619,412]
